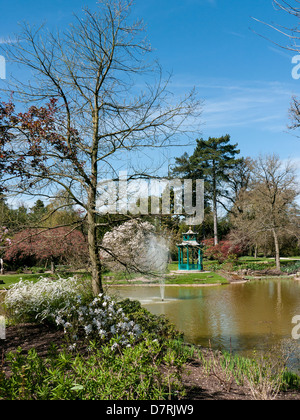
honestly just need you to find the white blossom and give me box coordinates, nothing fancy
[5,276,142,349]
[84,324,93,335]
[100,219,169,274]
[69,343,77,351]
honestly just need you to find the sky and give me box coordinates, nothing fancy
[0,0,300,178]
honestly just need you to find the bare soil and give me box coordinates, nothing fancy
[1,324,300,400]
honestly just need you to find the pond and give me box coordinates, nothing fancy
[111,279,300,373]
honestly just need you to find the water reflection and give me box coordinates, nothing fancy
[111,279,300,372]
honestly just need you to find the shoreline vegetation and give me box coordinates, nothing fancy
[1,257,300,400]
[1,255,299,291]
[1,321,300,400]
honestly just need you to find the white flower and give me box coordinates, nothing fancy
[55,316,64,326]
[92,298,100,306]
[111,342,119,351]
[69,343,77,351]
[84,324,93,335]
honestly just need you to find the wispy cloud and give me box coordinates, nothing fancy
[268,46,293,60]
[163,75,294,136]
[225,30,246,39]
[179,78,293,133]
[0,37,18,45]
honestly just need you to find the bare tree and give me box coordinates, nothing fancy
[231,154,299,269]
[252,0,300,132]
[252,1,300,52]
[0,0,201,294]
[218,156,253,216]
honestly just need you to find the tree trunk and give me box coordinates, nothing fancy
[254,244,258,259]
[50,257,55,274]
[212,161,219,245]
[213,201,218,246]
[213,168,218,246]
[272,228,281,270]
[87,187,103,295]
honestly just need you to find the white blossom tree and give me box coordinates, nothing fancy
[101,219,169,276]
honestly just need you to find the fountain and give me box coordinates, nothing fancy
[144,233,169,302]
[159,280,165,302]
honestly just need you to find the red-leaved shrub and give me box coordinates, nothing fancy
[5,227,88,267]
[202,238,243,263]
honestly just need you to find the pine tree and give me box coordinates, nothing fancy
[191,135,241,245]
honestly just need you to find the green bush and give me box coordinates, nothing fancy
[30,266,46,274]
[117,298,183,341]
[239,262,276,271]
[280,261,300,274]
[0,336,187,400]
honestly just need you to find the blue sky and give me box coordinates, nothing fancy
[0,0,300,171]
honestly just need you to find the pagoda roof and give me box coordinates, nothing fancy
[177,240,201,247]
[183,226,198,235]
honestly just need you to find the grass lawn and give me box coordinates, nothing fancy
[0,268,228,289]
[165,271,228,285]
[0,273,51,290]
[238,256,300,262]
[0,271,142,290]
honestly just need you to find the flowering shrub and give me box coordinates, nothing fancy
[54,293,142,350]
[4,276,93,324]
[203,238,243,263]
[5,277,142,350]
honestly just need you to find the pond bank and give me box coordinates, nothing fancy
[1,322,300,400]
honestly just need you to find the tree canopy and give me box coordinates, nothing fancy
[0,0,200,294]
[5,227,88,271]
[172,135,241,245]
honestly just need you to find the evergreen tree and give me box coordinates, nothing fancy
[172,135,241,245]
[30,200,46,223]
[191,135,241,245]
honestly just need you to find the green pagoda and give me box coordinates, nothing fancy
[177,227,203,271]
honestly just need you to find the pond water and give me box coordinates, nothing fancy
[111,279,300,372]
